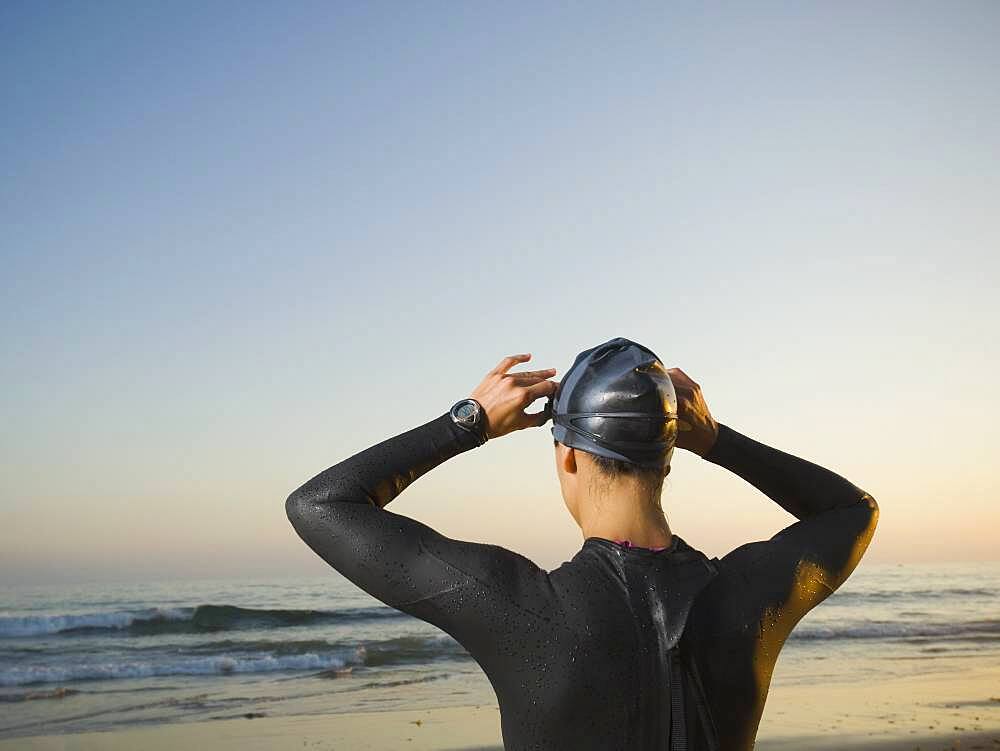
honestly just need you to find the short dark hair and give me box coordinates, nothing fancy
[555,438,667,492]
[590,453,666,489]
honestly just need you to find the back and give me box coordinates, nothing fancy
[470,535,720,750]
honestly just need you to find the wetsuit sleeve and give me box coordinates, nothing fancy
[284,411,552,660]
[703,422,879,638]
[679,428,878,751]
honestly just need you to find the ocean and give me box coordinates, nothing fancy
[2,561,998,741]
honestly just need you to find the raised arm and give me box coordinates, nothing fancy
[666,367,879,601]
[698,420,878,746]
[284,410,500,635]
[700,418,879,622]
[704,422,874,520]
[668,368,879,747]
[284,353,561,660]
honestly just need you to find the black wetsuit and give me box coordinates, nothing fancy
[285,412,879,751]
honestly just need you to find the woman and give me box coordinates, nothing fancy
[286,337,879,750]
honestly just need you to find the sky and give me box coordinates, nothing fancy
[1,1,998,584]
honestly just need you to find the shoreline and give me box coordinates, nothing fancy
[3,662,998,750]
[2,706,998,751]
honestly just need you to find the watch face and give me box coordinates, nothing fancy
[456,401,477,421]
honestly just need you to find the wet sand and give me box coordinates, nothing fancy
[3,662,998,750]
[755,660,1000,750]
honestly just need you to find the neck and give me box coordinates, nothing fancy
[578,482,672,548]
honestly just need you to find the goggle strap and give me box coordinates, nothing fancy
[555,411,678,421]
[554,418,676,452]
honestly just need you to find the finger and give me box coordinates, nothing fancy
[523,399,553,428]
[522,379,559,403]
[504,367,556,380]
[514,377,561,392]
[503,373,545,386]
[667,367,695,386]
[490,353,531,376]
[507,370,556,385]
[526,408,551,428]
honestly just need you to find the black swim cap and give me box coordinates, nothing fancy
[550,337,678,470]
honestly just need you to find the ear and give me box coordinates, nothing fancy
[556,443,578,476]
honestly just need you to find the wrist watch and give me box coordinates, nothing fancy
[450,398,488,444]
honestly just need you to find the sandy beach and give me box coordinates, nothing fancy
[5,660,997,751]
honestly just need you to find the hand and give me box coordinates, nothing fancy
[470,353,559,440]
[666,367,719,457]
